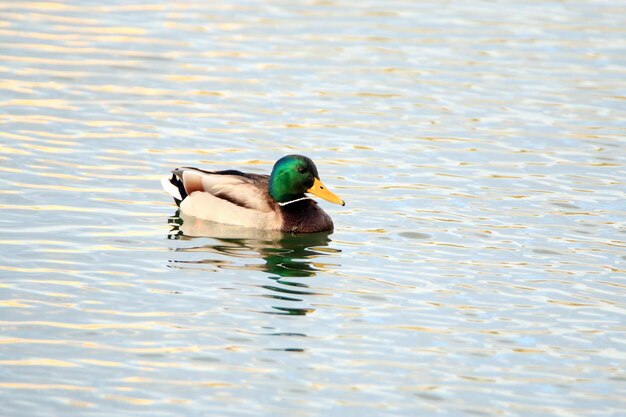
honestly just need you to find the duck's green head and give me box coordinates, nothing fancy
[269,155,344,206]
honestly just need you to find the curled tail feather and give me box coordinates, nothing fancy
[161,172,187,207]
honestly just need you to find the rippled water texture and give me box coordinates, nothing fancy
[1,1,625,416]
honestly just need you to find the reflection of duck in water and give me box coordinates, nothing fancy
[161,155,344,233]
[168,212,341,315]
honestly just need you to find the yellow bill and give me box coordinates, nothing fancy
[307,177,345,206]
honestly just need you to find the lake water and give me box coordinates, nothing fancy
[1,1,625,416]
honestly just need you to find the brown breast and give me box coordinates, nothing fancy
[279,200,334,233]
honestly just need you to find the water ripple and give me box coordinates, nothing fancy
[1,1,625,416]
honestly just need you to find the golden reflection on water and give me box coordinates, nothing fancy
[0,382,94,391]
[0,358,76,367]
[1,0,625,416]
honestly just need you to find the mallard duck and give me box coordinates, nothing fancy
[161,155,344,233]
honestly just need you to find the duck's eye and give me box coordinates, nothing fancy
[297,166,306,174]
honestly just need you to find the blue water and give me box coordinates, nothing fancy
[1,1,625,416]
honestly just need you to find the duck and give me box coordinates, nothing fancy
[161,155,344,233]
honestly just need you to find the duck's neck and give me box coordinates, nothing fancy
[279,199,334,233]
[269,177,303,204]
[277,196,311,206]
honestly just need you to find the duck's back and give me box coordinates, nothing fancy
[162,167,282,230]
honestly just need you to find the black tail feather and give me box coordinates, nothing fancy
[169,172,187,207]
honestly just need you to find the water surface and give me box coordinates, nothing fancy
[1,1,625,416]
